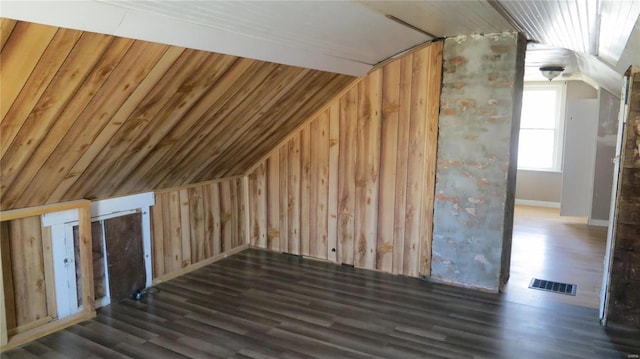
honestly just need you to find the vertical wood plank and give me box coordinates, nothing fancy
[167,191,183,273]
[188,187,206,263]
[200,184,212,257]
[404,49,429,277]
[392,55,413,275]
[309,118,320,258]
[220,181,233,252]
[9,217,47,326]
[209,183,222,255]
[279,147,289,253]
[0,222,7,346]
[377,60,401,273]
[266,157,280,251]
[420,44,443,276]
[248,176,257,246]
[310,112,330,260]
[240,177,250,246]
[200,184,215,255]
[250,164,267,248]
[0,222,16,330]
[179,189,191,267]
[288,135,301,255]
[230,179,240,248]
[338,87,358,265]
[354,69,382,269]
[40,227,57,319]
[78,206,95,314]
[327,102,340,262]
[300,126,311,257]
[151,195,165,278]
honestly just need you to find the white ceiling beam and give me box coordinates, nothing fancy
[1,0,373,76]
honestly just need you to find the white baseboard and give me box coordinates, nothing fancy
[515,199,561,208]
[588,219,609,227]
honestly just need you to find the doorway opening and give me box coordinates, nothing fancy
[504,205,607,309]
[507,80,618,311]
[72,212,146,309]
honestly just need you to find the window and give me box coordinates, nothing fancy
[517,82,566,171]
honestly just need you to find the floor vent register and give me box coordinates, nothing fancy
[528,278,577,296]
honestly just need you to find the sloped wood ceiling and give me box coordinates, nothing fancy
[0,19,356,210]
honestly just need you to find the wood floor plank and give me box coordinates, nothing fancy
[114,341,190,359]
[149,335,223,359]
[4,246,639,358]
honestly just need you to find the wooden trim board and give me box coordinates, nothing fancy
[1,311,94,351]
[0,200,90,221]
[7,316,53,336]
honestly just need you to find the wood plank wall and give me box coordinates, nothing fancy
[0,217,54,331]
[247,42,443,277]
[150,179,248,279]
[0,18,355,211]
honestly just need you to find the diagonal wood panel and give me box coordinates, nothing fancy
[0,19,356,210]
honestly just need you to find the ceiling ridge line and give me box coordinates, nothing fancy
[486,0,528,39]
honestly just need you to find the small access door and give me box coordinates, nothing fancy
[103,213,146,303]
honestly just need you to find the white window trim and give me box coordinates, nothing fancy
[518,81,567,172]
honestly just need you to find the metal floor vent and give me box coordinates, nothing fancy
[528,278,577,296]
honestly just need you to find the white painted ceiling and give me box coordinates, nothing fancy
[2,0,639,94]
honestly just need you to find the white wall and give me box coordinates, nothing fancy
[515,170,563,202]
[515,80,597,204]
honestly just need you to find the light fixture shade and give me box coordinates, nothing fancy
[540,66,565,81]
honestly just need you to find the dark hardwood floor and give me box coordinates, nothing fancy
[2,248,639,359]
